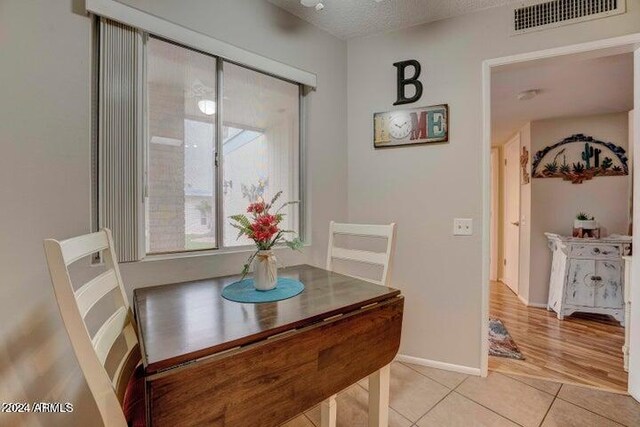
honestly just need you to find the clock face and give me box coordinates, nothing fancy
[389,115,412,139]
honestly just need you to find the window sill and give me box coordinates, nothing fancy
[139,242,311,263]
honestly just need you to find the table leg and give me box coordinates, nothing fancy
[368,364,390,427]
[321,394,337,427]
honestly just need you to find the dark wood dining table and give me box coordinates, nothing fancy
[133,264,404,427]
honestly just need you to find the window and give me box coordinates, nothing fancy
[143,37,301,255]
[146,38,218,254]
[222,63,300,247]
[95,19,307,262]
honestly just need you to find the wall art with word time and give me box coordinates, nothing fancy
[373,104,448,148]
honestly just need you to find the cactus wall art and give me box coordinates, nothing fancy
[531,134,628,184]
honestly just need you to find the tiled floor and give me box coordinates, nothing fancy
[281,361,640,427]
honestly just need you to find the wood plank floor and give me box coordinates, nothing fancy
[489,281,628,393]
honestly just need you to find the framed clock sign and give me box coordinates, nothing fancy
[373,104,449,148]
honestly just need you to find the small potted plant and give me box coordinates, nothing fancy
[574,212,597,230]
[229,191,302,291]
[573,212,599,238]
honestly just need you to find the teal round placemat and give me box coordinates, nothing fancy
[221,277,304,303]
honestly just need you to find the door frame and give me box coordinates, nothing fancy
[630,50,640,401]
[490,148,499,282]
[502,134,521,294]
[481,33,640,380]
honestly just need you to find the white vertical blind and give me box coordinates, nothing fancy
[98,18,141,262]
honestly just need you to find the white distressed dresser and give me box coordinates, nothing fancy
[545,233,631,325]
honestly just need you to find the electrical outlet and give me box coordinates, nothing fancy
[453,218,473,236]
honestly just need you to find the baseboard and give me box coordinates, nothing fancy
[527,302,548,309]
[517,294,528,306]
[517,293,547,309]
[395,354,482,376]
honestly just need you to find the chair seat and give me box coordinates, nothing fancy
[123,364,146,427]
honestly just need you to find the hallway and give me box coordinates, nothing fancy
[489,281,627,393]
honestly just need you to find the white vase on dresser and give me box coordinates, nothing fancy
[545,233,631,325]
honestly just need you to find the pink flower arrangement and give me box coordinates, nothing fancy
[230,191,302,276]
[247,201,265,215]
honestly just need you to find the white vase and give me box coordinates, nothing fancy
[253,250,278,291]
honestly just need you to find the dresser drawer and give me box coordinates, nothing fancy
[569,244,620,259]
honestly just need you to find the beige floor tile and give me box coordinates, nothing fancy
[416,392,518,427]
[506,373,562,395]
[280,414,315,427]
[558,384,640,426]
[541,398,623,427]
[305,385,412,427]
[456,372,554,427]
[401,362,469,389]
[360,362,450,422]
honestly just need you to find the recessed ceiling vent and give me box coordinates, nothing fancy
[513,0,626,34]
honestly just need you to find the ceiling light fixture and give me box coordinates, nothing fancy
[300,0,324,11]
[198,99,216,115]
[517,89,540,101]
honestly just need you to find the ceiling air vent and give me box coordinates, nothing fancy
[513,0,626,34]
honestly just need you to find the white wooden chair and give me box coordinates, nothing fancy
[44,229,143,427]
[326,221,397,286]
[322,221,397,427]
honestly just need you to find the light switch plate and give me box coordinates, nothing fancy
[453,218,473,236]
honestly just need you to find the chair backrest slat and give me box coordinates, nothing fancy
[76,269,119,318]
[331,222,394,238]
[330,247,388,266]
[59,231,109,266]
[44,229,139,427]
[92,306,129,365]
[326,221,397,287]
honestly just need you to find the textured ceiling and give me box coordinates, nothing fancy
[492,53,633,146]
[267,0,523,39]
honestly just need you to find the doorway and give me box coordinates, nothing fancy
[482,35,640,398]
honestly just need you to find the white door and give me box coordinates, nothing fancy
[629,48,640,401]
[503,135,520,294]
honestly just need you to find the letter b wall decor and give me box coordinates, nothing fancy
[393,60,423,105]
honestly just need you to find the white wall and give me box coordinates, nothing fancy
[347,4,640,368]
[528,113,630,305]
[0,0,347,425]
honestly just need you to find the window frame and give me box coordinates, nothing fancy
[141,34,306,259]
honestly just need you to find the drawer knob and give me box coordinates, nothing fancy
[593,248,600,253]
